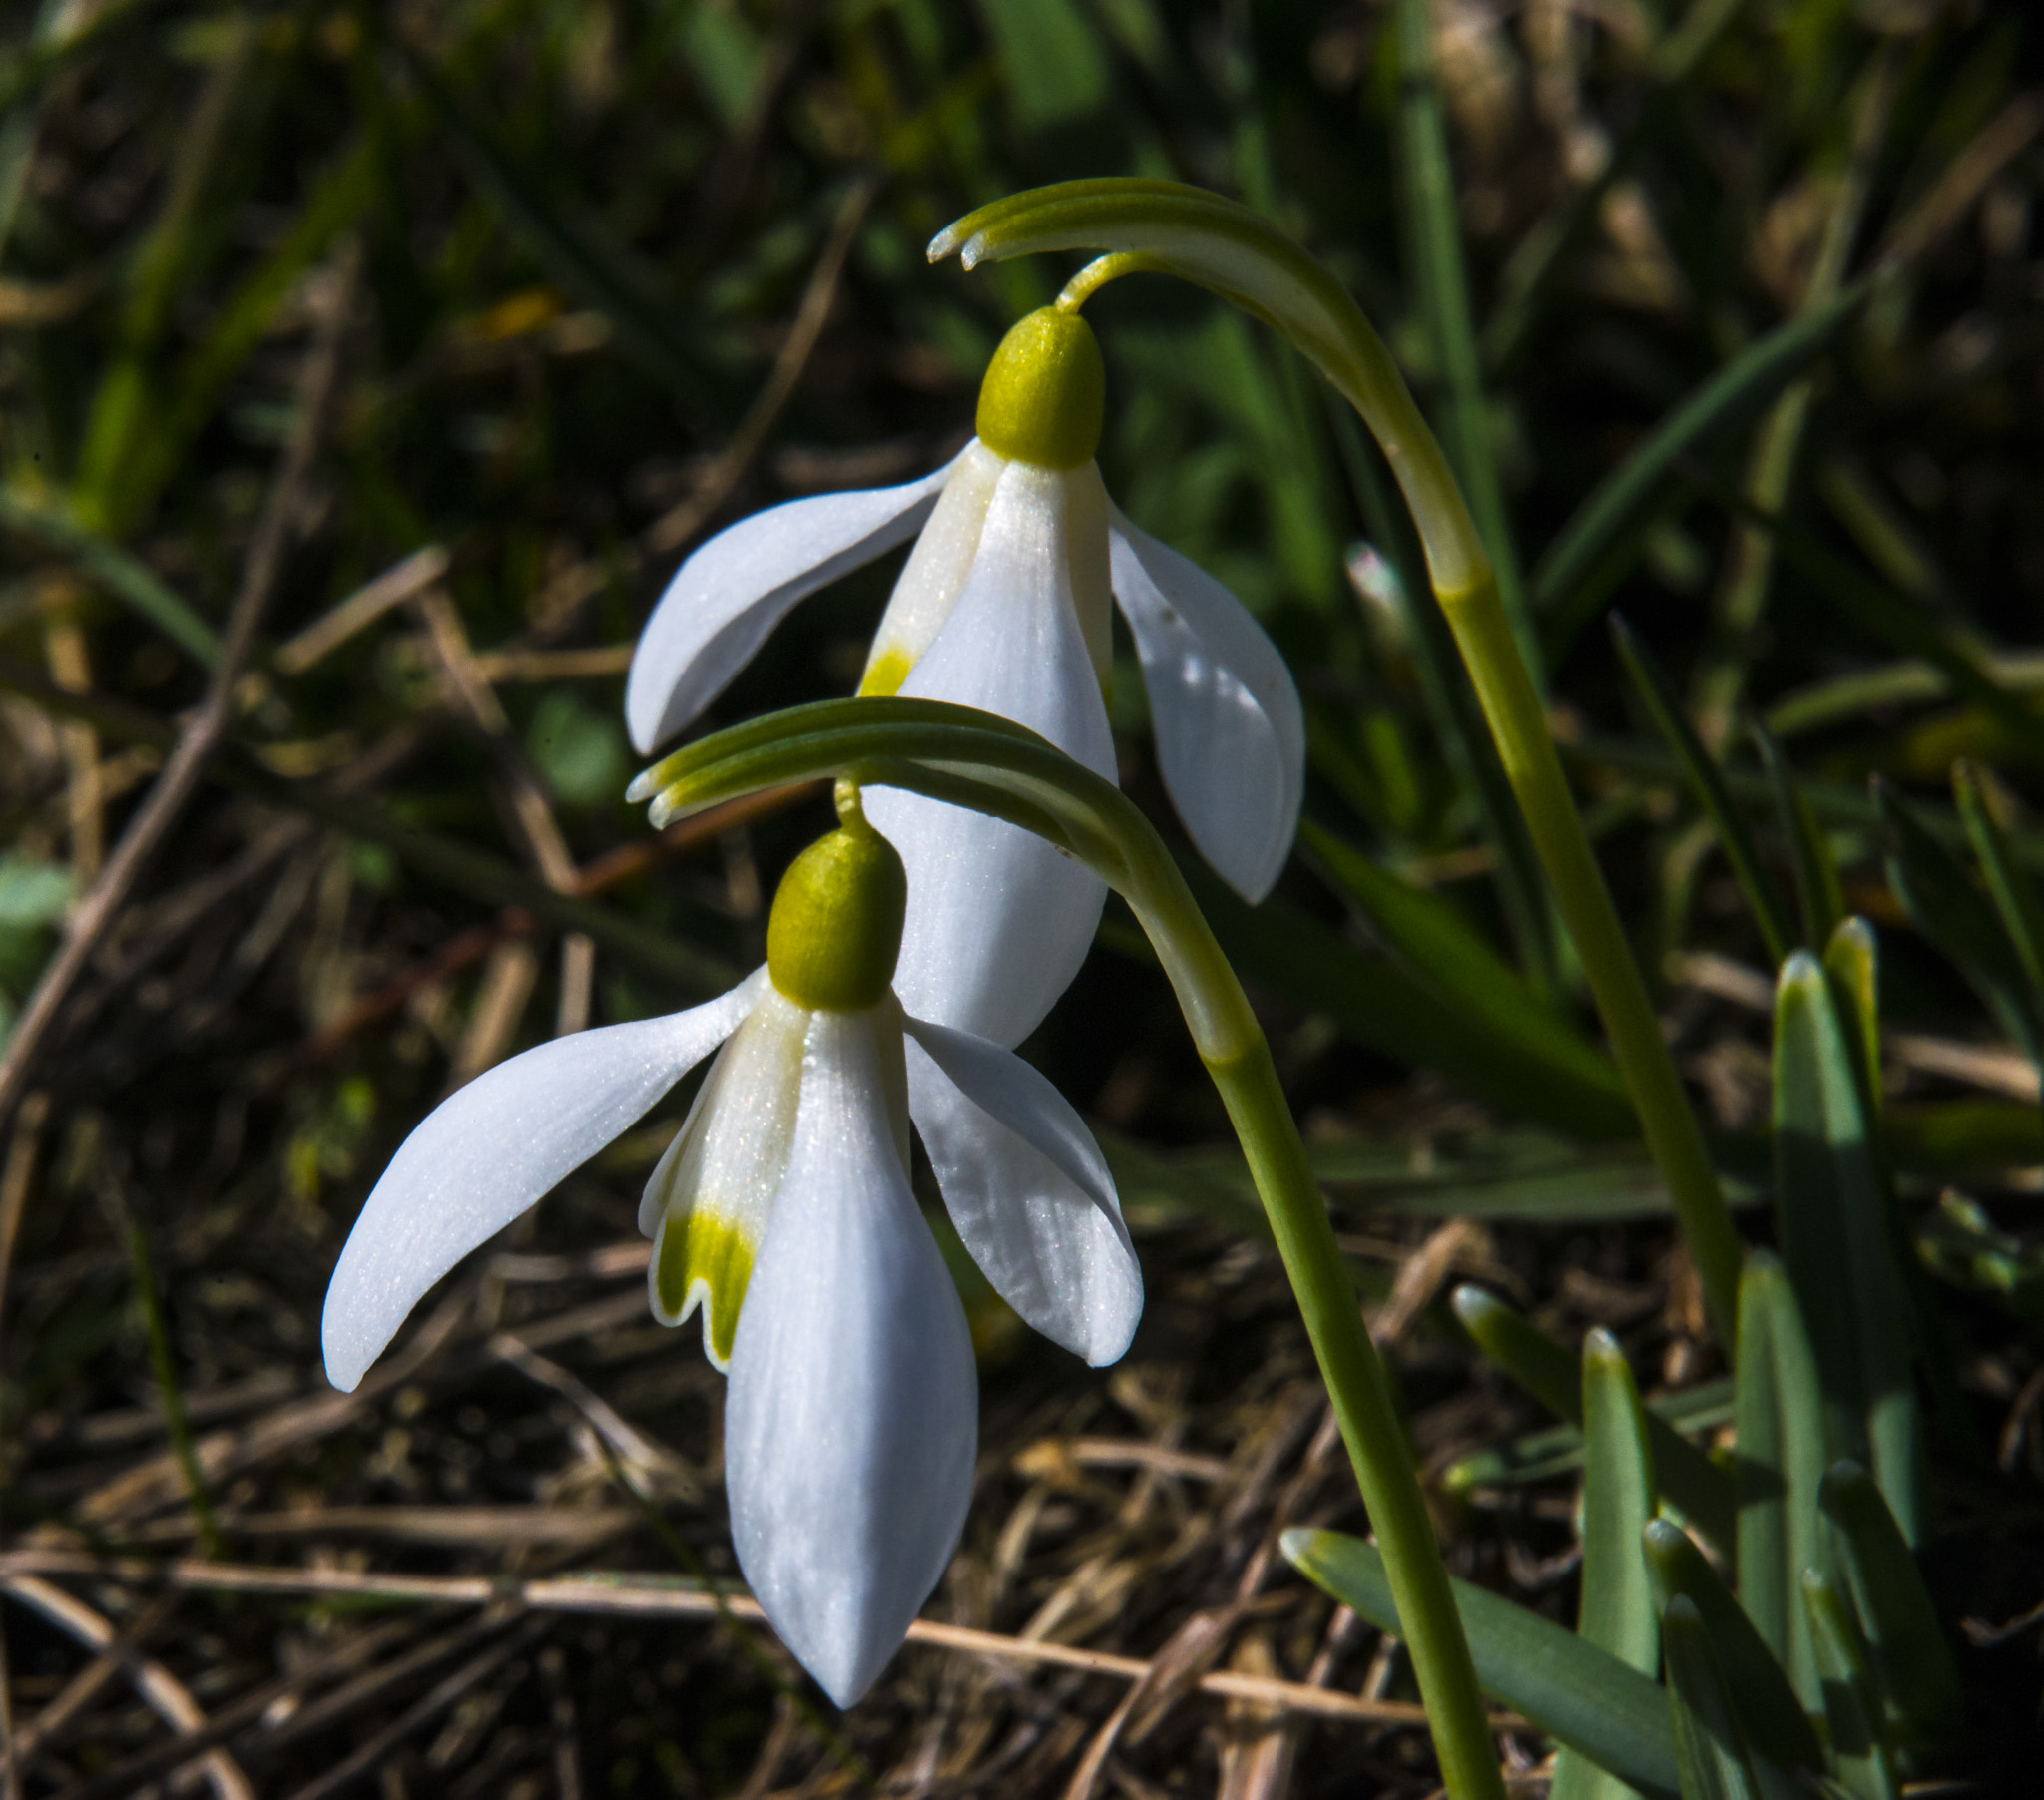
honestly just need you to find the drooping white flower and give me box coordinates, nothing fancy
[321,793,1140,1706]
[625,305,1304,1048]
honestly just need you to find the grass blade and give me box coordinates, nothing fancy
[1329,403,1559,995]
[1662,1596,1768,1800]
[1610,616,1795,967]
[1734,1253,1825,1710]
[1181,860,1635,1139]
[1801,1569,1899,1800]
[1643,1519,1821,1773]
[1282,1527,1679,1800]
[0,487,221,667]
[1299,819,1628,1115]
[1392,0,1537,685]
[1532,282,1867,660]
[409,56,719,405]
[1818,1462,1963,1751]
[1876,777,2042,1063]
[1951,759,2044,1046]
[1553,1329,1662,1800]
[1752,719,1842,951]
[1772,954,1925,1541]
[1452,1286,1736,1551]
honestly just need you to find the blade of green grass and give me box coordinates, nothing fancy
[409,54,720,405]
[1771,955,1924,1542]
[1610,617,1795,967]
[1392,0,1537,687]
[1283,1527,1680,1800]
[1818,1462,1963,1752]
[1734,1252,1825,1711]
[1801,1569,1899,1800]
[1752,720,1841,951]
[1442,1379,1733,1495]
[1662,1596,1769,1800]
[1299,819,1629,1116]
[1452,1286,1736,1551]
[1180,858,1634,1139]
[1532,281,1868,662]
[0,487,222,667]
[1952,760,2044,1044]
[1553,1329,1663,1800]
[1700,478,2044,760]
[1876,777,2043,1062]
[1643,1518,1821,1773]
[1328,401,1559,996]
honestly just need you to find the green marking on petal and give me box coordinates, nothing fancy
[656,1208,756,1369]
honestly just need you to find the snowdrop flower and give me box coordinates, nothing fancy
[321,788,1141,1706]
[625,304,1304,1047]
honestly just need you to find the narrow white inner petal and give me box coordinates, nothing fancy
[860,440,1006,693]
[642,986,811,1365]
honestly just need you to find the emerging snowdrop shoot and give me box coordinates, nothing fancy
[625,288,1304,1050]
[322,783,1141,1706]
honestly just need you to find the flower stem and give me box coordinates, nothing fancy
[1116,830,1507,1800]
[1433,562,1742,1346]
[1206,1040,1505,1800]
[929,180,1745,1347]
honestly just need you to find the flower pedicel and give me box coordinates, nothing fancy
[624,301,1304,1048]
[322,786,1140,1705]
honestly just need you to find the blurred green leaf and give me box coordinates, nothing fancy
[1610,616,1794,968]
[1818,1462,1964,1751]
[1734,1252,1825,1711]
[0,487,221,667]
[1643,1518,1821,1773]
[411,55,719,405]
[1533,282,1867,660]
[1443,1379,1733,1494]
[1876,778,2042,1064]
[1300,819,1629,1119]
[972,0,1108,128]
[1662,1595,1769,1800]
[1951,760,2044,1060]
[528,689,630,809]
[1801,1569,1899,1800]
[0,853,74,928]
[1283,1527,1680,1800]
[1753,720,1841,952]
[1452,1286,1736,1551]
[1771,954,1924,1542]
[1392,0,1536,684]
[1553,1329,1662,1800]
[1180,859,1635,1139]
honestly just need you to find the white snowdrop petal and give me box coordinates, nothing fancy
[322,972,766,1393]
[1109,513,1305,902]
[904,1018,1140,1368]
[865,463,1115,1047]
[625,459,958,754]
[726,1010,977,1707]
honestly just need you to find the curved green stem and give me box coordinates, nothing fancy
[929,181,1742,1348]
[641,697,1505,1800]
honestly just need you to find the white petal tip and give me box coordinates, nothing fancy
[623,768,659,803]
[958,236,987,270]
[925,228,958,263]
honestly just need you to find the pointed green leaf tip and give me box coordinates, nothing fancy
[766,785,907,1012]
[975,306,1104,470]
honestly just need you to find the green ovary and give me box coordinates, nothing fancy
[657,1209,755,1368]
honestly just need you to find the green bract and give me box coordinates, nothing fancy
[974,306,1104,470]
[766,788,907,1013]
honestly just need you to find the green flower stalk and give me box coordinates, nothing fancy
[928,179,1743,1350]
[632,696,1509,1800]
